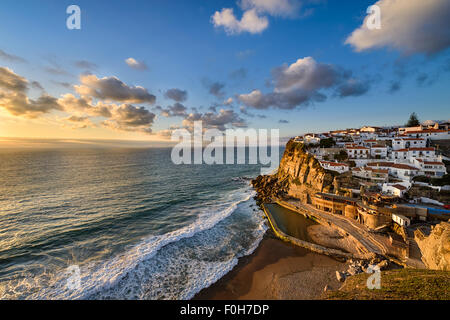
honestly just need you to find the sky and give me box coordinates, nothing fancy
[0,0,449,143]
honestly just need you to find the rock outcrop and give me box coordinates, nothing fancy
[252,139,339,205]
[415,222,450,271]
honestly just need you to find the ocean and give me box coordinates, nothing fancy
[0,147,274,300]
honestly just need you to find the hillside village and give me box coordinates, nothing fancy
[294,119,450,219]
[253,116,450,270]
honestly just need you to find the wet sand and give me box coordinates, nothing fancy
[194,232,348,300]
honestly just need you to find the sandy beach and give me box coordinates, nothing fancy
[194,232,348,300]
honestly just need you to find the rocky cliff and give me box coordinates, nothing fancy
[415,222,450,271]
[252,139,338,205]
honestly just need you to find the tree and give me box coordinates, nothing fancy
[406,112,420,127]
[320,138,335,148]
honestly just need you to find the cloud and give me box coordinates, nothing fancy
[335,78,370,97]
[236,49,255,59]
[0,92,62,118]
[182,109,247,131]
[388,81,401,94]
[74,60,98,70]
[65,115,95,129]
[279,119,289,124]
[272,56,342,92]
[0,67,63,117]
[345,0,450,56]
[240,0,301,17]
[58,94,112,118]
[224,97,234,105]
[0,49,27,63]
[52,81,73,89]
[202,79,226,98]
[157,102,188,117]
[74,74,156,104]
[164,88,188,102]
[0,67,29,92]
[125,57,148,71]
[238,57,369,109]
[211,8,269,35]
[102,104,156,134]
[212,0,306,35]
[238,89,325,109]
[31,81,44,91]
[229,67,247,80]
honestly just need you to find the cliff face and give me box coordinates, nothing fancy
[252,139,337,204]
[415,222,450,271]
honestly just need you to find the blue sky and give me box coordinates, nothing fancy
[0,0,449,141]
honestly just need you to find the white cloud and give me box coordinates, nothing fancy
[240,0,300,17]
[74,74,156,104]
[346,0,450,55]
[238,56,370,109]
[125,57,148,70]
[211,8,268,35]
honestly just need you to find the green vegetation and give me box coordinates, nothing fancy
[406,112,420,127]
[413,174,450,187]
[320,137,336,148]
[334,150,348,161]
[324,269,450,300]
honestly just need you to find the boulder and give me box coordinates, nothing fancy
[336,271,346,282]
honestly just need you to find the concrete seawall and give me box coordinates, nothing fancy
[262,203,369,260]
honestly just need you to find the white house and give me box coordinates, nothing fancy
[392,213,411,227]
[391,147,436,161]
[370,145,388,158]
[404,129,449,140]
[319,161,349,174]
[304,134,321,145]
[390,163,421,181]
[413,159,447,178]
[382,183,410,197]
[346,146,369,159]
[351,167,389,182]
[392,138,426,151]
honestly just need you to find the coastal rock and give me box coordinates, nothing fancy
[252,139,338,206]
[415,222,450,271]
[376,260,389,271]
[336,271,346,282]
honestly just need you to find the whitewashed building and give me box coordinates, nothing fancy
[392,138,427,151]
[346,146,370,159]
[391,148,436,161]
[319,161,349,174]
[413,159,447,178]
[382,183,410,197]
[370,145,388,158]
[392,213,411,227]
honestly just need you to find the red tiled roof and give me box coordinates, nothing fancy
[394,147,435,152]
[367,162,395,167]
[391,164,420,170]
[424,161,445,165]
[406,129,446,134]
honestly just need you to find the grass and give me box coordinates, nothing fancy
[323,269,450,300]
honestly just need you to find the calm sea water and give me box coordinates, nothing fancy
[0,147,273,299]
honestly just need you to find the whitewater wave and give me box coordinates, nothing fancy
[1,186,266,300]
